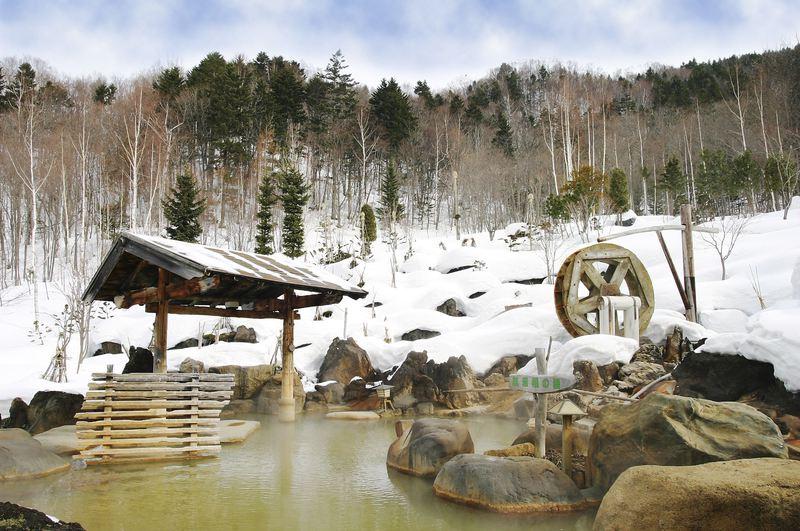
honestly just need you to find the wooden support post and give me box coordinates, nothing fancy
[680,205,697,322]
[562,415,574,479]
[534,347,547,458]
[278,288,296,422]
[656,231,691,311]
[153,268,169,373]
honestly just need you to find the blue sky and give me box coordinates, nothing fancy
[1,0,798,88]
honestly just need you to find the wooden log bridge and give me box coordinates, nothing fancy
[75,370,235,464]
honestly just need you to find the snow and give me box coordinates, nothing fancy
[519,335,639,375]
[3,207,800,416]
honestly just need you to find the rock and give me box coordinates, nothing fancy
[255,371,306,415]
[34,425,80,455]
[0,501,85,530]
[615,361,666,392]
[482,373,506,388]
[232,325,257,343]
[178,357,204,373]
[123,346,153,373]
[428,355,482,409]
[588,393,788,491]
[1,398,29,429]
[664,326,684,363]
[343,378,371,402]
[325,411,380,420]
[511,419,594,456]
[315,381,346,404]
[673,351,778,402]
[630,343,663,364]
[27,391,84,435]
[220,399,256,419]
[386,418,474,477]
[597,362,622,385]
[387,351,442,408]
[415,402,435,415]
[99,341,123,355]
[304,400,328,413]
[432,454,590,513]
[401,328,441,341]
[218,419,260,443]
[512,396,535,419]
[172,338,199,350]
[0,428,70,480]
[209,364,274,399]
[317,338,375,385]
[436,298,465,317]
[484,442,536,457]
[594,458,800,531]
[573,360,604,392]
[483,355,533,378]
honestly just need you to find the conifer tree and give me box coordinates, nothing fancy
[279,166,309,258]
[369,78,416,152]
[492,111,514,157]
[360,203,377,255]
[255,171,278,254]
[163,171,206,242]
[660,156,686,215]
[608,168,630,214]
[378,160,404,225]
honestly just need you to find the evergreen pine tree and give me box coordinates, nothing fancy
[660,156,686,215]
[378,160,404,225]
[279,166,309,258]
[163,172,206,242]
[323,50,356,120]
[92,82,117,105]
[608,168,630,213]
[153,66,185,103]
[369,78,417,152]
[255,170,278,254]
[492,111,514,157]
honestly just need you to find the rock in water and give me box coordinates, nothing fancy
[594,458,800,530]
[123,346,153,373]
[428,356,482,409]
[255,371,305,415]
[432,454,590,513]
[0,428,70,480]
[484,443,536,457]
[387,351,441,408]
[315,381,346,404]
[386,418,474,477]
[27,391,84,435]
[0,501,85,530]
[209,364,274,399]
[588,393,788,491]
[220,399,256,419]
[317,338,375,385]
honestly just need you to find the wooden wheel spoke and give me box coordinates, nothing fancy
[581,262,606,290]
[574,296,601,315]
[606,261,630,288]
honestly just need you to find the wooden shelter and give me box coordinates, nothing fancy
[83,232,367,422]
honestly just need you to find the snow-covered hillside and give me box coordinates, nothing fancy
[2,205,800,416]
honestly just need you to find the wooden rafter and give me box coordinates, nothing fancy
[115,275,222,309]
[144,303,299,320]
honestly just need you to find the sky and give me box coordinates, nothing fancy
[1,0,798,89]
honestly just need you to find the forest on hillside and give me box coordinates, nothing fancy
[2,46,800,291]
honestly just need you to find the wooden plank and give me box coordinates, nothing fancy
[89,381,233,391]
[78,427,219,439]
[85,390,232,400]
[76,418,219,429]
[115,275,221,309]
[78,436,220,448]
[75,409,222,419]
[79,445,220,458]
[90,373,234,382]
[81,399,229,410]
[597,223,719,242]
[144,303,294,320]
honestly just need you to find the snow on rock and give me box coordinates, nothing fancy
[644,309,713,344]
[519,335,639,376]
[698,301,800,392]
[699,309,749,334]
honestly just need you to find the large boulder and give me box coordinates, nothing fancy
[27,391,84,435]
[386,418,474,477]
[232,325,257,343]
[254,371,306,415]
[433,454,590,513]
[123,346,153,373]
[0,428,69,480]
[483,355,533,378]
[317,338,375,385]
[388,351,442,408]
[1,398,29,429]
[573,360,604,392]
[594,458,800,531]
[209,364,274,399]
[428,356,482,409]
[673,351,778,402]
[220,399,256,419]
[0,502,84,530]
[588,393,788,491]
[178,357,205,373]
[315,381,345,404]
[614,361,666,392]
[34,425,80,455]
[436,298,465,317]
[400,329,441,341]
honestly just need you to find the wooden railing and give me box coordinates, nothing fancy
[75,370,235,464]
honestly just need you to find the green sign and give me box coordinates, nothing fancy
[509,373,575,394]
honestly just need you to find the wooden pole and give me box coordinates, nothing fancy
[534,347,547,458]
[562,415,574,478]
[153,268,169,373]
[656,231,691,311]
[278,288,296,422]
[680,204,697,322]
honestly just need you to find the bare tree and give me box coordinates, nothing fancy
[702,216,750,280]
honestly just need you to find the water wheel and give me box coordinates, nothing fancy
[554,243,654,337]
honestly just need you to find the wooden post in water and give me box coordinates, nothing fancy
[680,204,697,322]
[562,415,573,478]
[534,347,547,458]
[153,268,169,373]
[279,288,296,422]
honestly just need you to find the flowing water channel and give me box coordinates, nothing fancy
[2,415,595,530]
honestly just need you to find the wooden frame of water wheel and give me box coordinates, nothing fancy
[554,243,654,337]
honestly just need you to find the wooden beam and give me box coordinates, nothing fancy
[680,205,698,322]
[656,231,691,311]
[116,275,222,309]
[279,288,296,422]
[153,268,169,373]
[598,223,718,242]
[144,303,298,320]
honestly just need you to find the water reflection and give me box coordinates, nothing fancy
[1,415,594,530]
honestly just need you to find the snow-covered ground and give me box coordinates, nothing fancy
[2,204,800,416]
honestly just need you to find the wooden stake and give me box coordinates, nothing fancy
[153,268,169,373]
[534,347,547,458]
[656,231,691,311]
[680,204,697,322]
[278,288,296,422]
[562,415,574,479]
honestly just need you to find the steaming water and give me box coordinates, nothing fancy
[1,415,595,530]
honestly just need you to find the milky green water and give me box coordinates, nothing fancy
[1,415,595,530]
